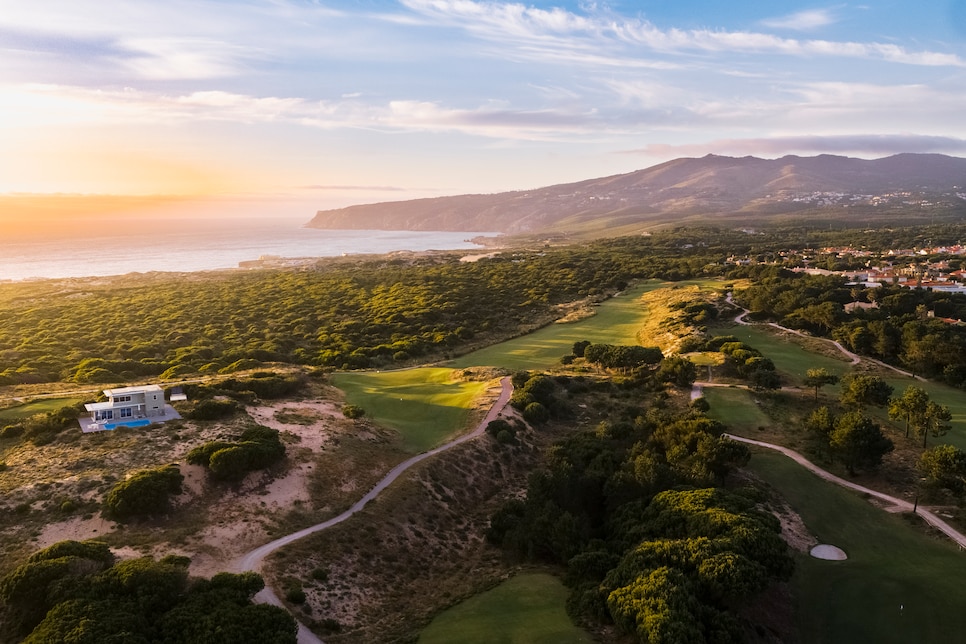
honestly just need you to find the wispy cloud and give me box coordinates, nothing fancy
[761,9,838,31]
[3,1,966,197]
[298,184,407,191]
[116,37,254,80]
[625,134,966,158]
[402,0,965,67]
[0,84,607,141]
[8,75,965,149]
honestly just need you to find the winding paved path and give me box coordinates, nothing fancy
[725,292,927,376]
[714,296,962,546]
[724,433,966,550]
[727,292,858,364]
[235,376,514,644]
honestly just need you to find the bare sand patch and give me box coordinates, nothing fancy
[810,544,847,560]
[243,463,313,510]
[35,515,117,548]
[178,463,208,498]
[774,505,818,554]
[175,403,343,576]
[190,519,270,578]
[459,252,499,262]
[246,400,340,451]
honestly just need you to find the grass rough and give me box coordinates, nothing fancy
[418,572,593,644]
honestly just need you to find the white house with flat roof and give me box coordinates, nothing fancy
[82,384,181,432]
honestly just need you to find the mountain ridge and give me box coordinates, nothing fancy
[305,153,966,234]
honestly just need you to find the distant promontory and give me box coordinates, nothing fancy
[305,153,966,235]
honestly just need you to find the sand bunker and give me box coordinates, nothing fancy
[810,544,847,560]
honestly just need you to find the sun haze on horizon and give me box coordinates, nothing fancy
[3,0,966,221]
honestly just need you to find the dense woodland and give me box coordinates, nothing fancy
[733,269,966,386]
[489,372,792,643]
[3,224,966,388]
[0,540,296,643]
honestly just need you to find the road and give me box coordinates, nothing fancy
[724,433,966,550]
[235,376,514,644]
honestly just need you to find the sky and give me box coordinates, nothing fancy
[2,0,966,221]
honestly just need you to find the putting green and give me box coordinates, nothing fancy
[419,573,593,644]
[333,368,490,453]
[749,450,966,643]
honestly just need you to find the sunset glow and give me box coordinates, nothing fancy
[3,1,966,221]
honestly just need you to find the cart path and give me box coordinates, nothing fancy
[725,292,929,379]
[724,432,966,550]
[726,292,859,364]
[235,376,514,644]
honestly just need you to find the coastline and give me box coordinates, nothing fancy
[0,222,500,283]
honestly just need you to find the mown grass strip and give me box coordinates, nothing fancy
[0,397,84,422]
[711,323,966,448]
[332,368,489,453]
[708,323,851,386]
[450,280,666,370]
[748,450,966,644]
[418,572,593,644]
[703,386,773,433]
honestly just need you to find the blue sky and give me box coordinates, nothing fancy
[2,0,965,218]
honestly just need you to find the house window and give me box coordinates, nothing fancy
[96,410,114,421]
[113,395,132,403]
[119,407,133,418]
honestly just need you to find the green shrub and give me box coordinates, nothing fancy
[190,426,285,481]
[103,465,183,519]
[185,441,235,467]
[3,542,296,643]
[185,399,238,420]
[218,359,262,374]
[284,587,306,604]
[208,447,252,482]
[26,540,113,565]
[1,424,24,439]
[485,418,513,437]
[159,364,194,380]
[523,402,550,424]
[342,404,365,419]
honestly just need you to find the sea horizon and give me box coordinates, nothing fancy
[0,216,497,282]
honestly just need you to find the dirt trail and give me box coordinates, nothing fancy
[235,377,513,644]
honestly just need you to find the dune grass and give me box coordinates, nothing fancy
[748,450,966,644]
[449,280,666,371]
[418,573,593,644]
[332,368,490,453]
[0,397,84,422]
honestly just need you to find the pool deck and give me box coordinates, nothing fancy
[78,404,182,433]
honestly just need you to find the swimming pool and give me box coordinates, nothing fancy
[103,419,152,430]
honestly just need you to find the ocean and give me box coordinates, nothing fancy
[0,218,494,282]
